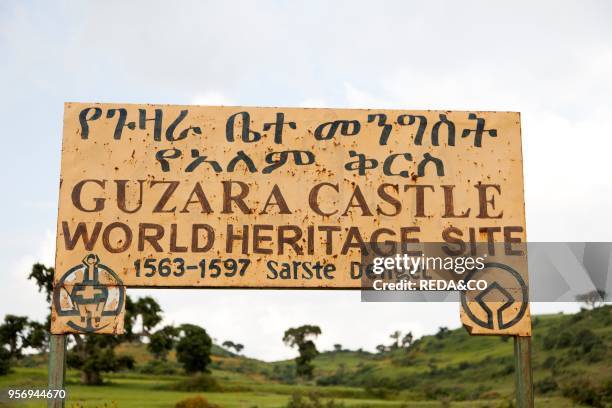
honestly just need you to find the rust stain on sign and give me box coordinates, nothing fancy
[52,103,530,336]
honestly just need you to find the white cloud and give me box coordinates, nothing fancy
[2,229,55,323]
[192,91,235,106]
[0,0,610,360]
[343,83,396,109]
[298,99,329,108]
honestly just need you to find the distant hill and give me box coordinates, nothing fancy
[115,305,611,403]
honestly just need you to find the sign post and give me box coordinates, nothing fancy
[47,334,67,408]
[514,336,534,407]
[49,103,532,405]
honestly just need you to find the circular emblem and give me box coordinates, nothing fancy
[53,254,125,333]
[461,262,528,330]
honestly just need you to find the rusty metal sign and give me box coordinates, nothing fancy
[51,103,530,336]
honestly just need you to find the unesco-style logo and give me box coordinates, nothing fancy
[53,254,125,333]
[461,262,529,330]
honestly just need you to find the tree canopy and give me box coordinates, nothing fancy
[148,325,179,361]
[283,325,322,379]
[175,324,212,374]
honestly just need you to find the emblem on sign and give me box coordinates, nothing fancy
[53,254,125,333]
[461,262,529,333]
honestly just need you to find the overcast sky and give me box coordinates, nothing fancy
[1,0,611,361]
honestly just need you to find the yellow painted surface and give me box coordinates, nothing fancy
[52,103,530,335]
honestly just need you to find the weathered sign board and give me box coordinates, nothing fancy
[51,103,530,337]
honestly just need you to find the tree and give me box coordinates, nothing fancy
[375,344,387,354]
[222,340,244,354]
[148,326,178,361]
[29,263,55,305]
[135,297,163,338]
[435,327,450,340]
[122,295,138,342]
[27,264,54,348]
[23,320,47,352]
[29,263,55,303]
[67,335,121,385]
[114,295,161,342]
[0,346,10,376]
[27,263,53,342]
[333,344,343,352]
[0,315,30,358]
[389,330,401,349]
[283,325,321,379]
[576,290,607,309]
[175,324,212,374]
[401,332,414,349]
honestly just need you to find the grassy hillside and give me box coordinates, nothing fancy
[1,306,610,407]
[204,305,611,404]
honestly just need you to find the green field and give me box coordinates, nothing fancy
[0,367,577,407]
[1,306,610,407]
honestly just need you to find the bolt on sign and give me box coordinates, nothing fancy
[51,103,530,337]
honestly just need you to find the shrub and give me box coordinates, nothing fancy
[169,373,221,392]
[286,392,344,408]
[496,398,515,408]
[316,373,342,386]
[541,356,556,370]
[479,390,501,400]
[116,355,135,370]
[560,378,608,407]
[572,329,602,354]
[175,396,218,408]
[139,359,180,375]
[422,384,450,400]
[585,343,607,363]
[555,331,573,348]
[390,353,417,367]
[541,332,557,349]
[267,364,296,384]
[425,341,443,352]
[496,363,514,375]
[364,387,397,400]
[18,356,40,368]
[458,361,473,370]
[438,397,451,408]
[535,377,558,395]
